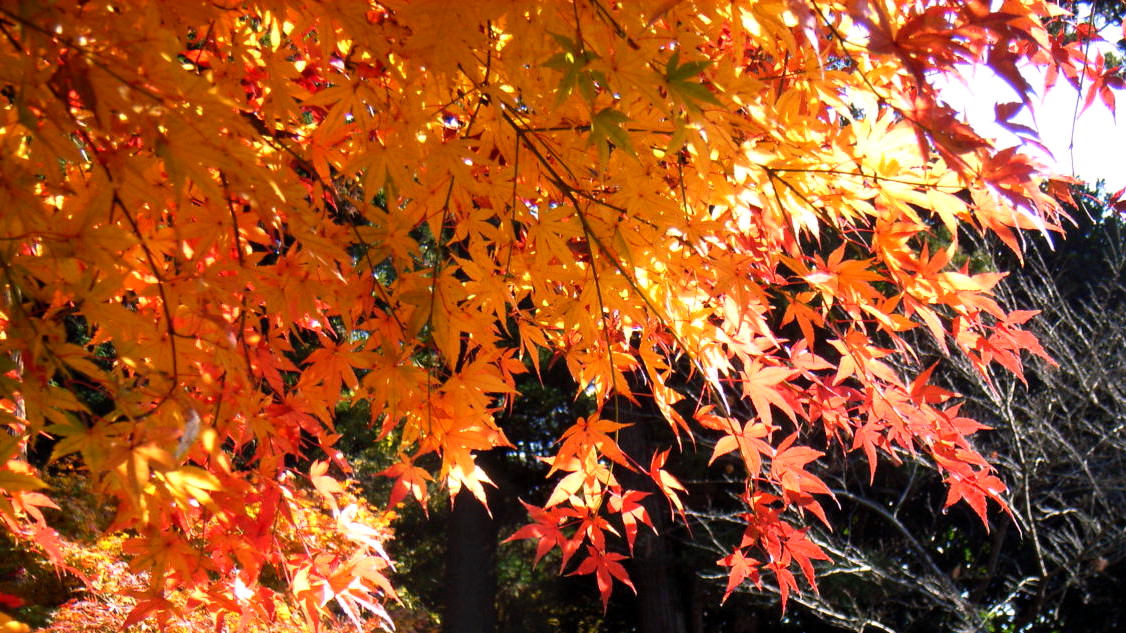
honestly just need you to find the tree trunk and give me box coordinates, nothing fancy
[615,394,690,633]
[443,487,498,633]
[629,529,690,633]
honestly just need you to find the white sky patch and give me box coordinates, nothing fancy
[937,64,1124,191]
[934,27,1125,192]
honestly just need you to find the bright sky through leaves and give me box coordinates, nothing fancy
[939,26,1125,190]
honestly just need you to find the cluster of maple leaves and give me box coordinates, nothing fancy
[0,0,1108,628]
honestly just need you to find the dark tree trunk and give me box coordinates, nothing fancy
[629,528,690,633]
[689,575,705,633]
[615,394,691,633]
[443,487,498,633]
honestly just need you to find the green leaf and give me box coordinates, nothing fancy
[0,469,47,492]
[543,51,574,71]
[666,115,688,154]
[665,50,681,77]
[550,32,578,55]
[665,52,720,111]
[0,433,19,464]
[668,61,712,82]
[578,71,598,102]
[670,79,721,108]
[590,108,636,162]
[557,69,578,104]
[545,33,602,104]
[44,414,92,463]
[665,51,712,82]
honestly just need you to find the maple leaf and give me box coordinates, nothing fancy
[570,546,636,611]
[718,548,761,602]
[379,459,433,508]
[664,50,722,112]
[647,449,688,520]
[309,460,346,510]
[589,108,636,165]
[607,487,653,554]
[709,419,774,477]
[302,338,374,395]
[741,361,799,427]
[769,434,834,526]
[0,469,46,493]
[552,414,633,475]
[506,501,581,569]
[944,470,1010,526]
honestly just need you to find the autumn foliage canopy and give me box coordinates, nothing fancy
[0,0,1102,628]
